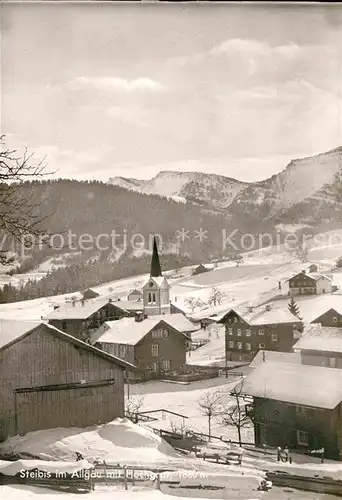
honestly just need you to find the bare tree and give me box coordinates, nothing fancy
[220,381,253,446]
[208,286,226,306]
[125,394,145,423]
[0,136,53,264]
[198,390,223,440]
[184,296,205,313]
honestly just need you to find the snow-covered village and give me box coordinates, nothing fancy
[1,2,342,500]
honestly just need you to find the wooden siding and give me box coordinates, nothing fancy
[15,381,116,435]
[253,398,341,460]
[311,309,342,327]
[134,322,186,375]
[301,350,342,369]
[224,310,299,362]
[0,324,124,441]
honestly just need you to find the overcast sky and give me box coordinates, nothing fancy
[2,2,342,182]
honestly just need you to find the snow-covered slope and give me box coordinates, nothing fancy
[109,147,342,224]
[108,171,248,211]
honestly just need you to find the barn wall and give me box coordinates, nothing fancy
[0,324,124,440]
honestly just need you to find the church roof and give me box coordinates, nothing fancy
[150,237,162,277]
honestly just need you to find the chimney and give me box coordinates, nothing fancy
[81,299,85,307]
[302,270,306,274]
[135,311,144,322]
[247,306,254,313]
[278,281,281,290]
[265,304,271,311]
[53,305,59,310]
[108,298,112,303]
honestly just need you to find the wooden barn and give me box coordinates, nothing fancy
[0,320,135,441]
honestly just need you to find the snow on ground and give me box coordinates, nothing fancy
[129,377,254,443]
[0,419,180,466]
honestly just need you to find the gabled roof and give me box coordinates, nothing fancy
[0,320,136,370]
[242,361,342,409]
[285,272,332,283]
[294,324,342,354]
[217,306,300,326]
[311,307,342,323]
[0,320,42,349]
[142,276,170,289]
[128,289,142,295]
[249,350,301,369]
[91,313,193,346]
[45,298,110,320]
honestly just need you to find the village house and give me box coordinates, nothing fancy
[45,298,134,341]
[192,264,210,276]
[127,289,143,302]
[0,320,135,441]
[82,288,100,300]
[311,307,342,327]
[241,361,342,460]
[218,305,302,362]
[286,270,332,296]
[91,313,196,379]
[308,263,318,273]
[293,324,342,369]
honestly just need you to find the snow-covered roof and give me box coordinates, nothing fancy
[0,320,42,349]
[294,324,342,354]
[0,320,136,370]
[46,298,110,320]
[285,272,332,283]
[249,350,302,369]
[91,313,194,346]
[217,306,300,325]
[242,361,342,409]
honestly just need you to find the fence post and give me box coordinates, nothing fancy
[132,469,135,487]
[156,469,160,490]
[123,466,128,490]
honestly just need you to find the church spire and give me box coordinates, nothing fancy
[150,237,162,277]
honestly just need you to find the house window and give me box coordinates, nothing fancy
[297,430,309,446]
[227,327,233,335]
[245,329,251,337]
[237,329,242,336]
[333,316,338,323]
[152,293,156,304]
[148,292,152,303]
[271,334,278,341]
[258,329,265,336]
[245,343,251,350]
[152,362,158,372]
[163,330,168,338]
[119,345,126,358]
[162,360,170,372]
[233,317,238,323]
[151,344,159,357]
[228,341,234,348]
[62,321,67,330]
[237,342,243,350]
[259,343,265,349]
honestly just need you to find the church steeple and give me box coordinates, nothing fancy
[150,237,162,277]
[142,237,170,316]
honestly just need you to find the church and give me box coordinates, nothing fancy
[90,237,197,378]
